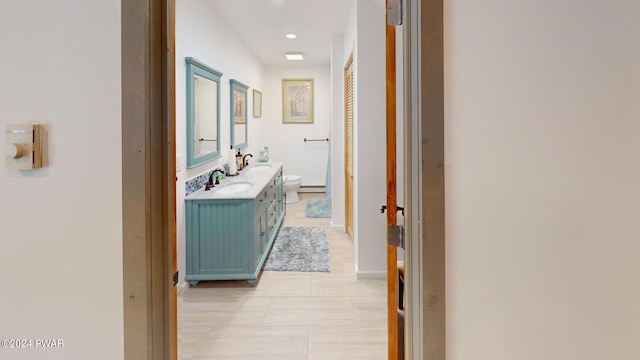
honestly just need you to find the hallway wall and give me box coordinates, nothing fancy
[337,0,387,277]
[445,1,640,359]
[0,2,123,359]
[354,0,387,277]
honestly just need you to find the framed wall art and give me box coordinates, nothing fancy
[230,79,248,149]
[253,89,262,118]
[282,78,313,123]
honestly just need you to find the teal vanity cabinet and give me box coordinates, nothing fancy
[185,165,284,286]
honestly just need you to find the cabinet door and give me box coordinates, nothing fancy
[193,201,251,274]
[261,206,269,251]
[276,172,284,215]
[254,211,266,266]
[266,200,277,240]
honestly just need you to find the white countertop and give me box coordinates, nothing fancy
[186,162,282,200]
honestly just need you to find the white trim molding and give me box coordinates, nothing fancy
[356,270,387,279]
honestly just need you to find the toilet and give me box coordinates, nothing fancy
[283,175,302,204]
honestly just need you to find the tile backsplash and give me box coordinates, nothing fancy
[185,172,210,196]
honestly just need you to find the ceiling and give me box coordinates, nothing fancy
[206,0,385,66]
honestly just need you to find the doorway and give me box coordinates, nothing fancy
[121,0,451,359]
[173,1,386,359]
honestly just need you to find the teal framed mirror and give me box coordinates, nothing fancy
[230,79,249,149]
[186,57,222,168]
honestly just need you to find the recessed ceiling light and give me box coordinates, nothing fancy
[285,33,297,39]
[285,53,304,61]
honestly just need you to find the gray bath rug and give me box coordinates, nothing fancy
[305,199,332,218]
[264,227,330,272]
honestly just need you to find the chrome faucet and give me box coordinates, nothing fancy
[205,168,225,191]
[243,153,253,167]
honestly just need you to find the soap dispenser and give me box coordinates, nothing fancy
[235,149,243,171]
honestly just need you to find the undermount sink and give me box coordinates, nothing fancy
[216,182,252,194]
[247,164,271,171]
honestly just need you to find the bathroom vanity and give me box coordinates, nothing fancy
[185,163,284,286]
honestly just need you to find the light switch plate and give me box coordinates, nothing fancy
[5,123,42,170]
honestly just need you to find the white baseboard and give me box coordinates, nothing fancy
[356,270,387,279]
[178,281,189,295]
[299,185,326,193]
[330,224,345,232]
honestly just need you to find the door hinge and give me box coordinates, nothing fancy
[387,0,403,26]
[172,271,179,287]
[388,225,405,249]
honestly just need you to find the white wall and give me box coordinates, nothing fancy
[175,0,265,289]
[341,0,387,277]
[256,65,331,185]
[0,2,123,360]
[445,1,640,359]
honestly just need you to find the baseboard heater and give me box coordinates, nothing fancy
[299,185,326,193]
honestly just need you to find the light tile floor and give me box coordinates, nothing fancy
[178,193,388,360]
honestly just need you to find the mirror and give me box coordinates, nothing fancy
[186,57,222,168]
[230,79,248,149]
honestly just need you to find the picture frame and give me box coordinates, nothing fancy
[230,79,248,149]
[282,78,314,123]
[253,89,262,118]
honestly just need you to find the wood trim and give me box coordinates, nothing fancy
[122,0,175,358]
[121,0,152,357]
[165,1,177,359]
[420,0,446,358]
[385,5,399,358]
[403,0,424,358]
[403,0,445,358]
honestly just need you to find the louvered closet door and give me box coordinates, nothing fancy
[344,54,354,240]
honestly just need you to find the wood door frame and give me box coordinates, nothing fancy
[403,0,445,358]
[385,8,400,358]
[121,0,177,358]
[419,0,445,356]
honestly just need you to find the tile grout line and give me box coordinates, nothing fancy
[261,296,272,327]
